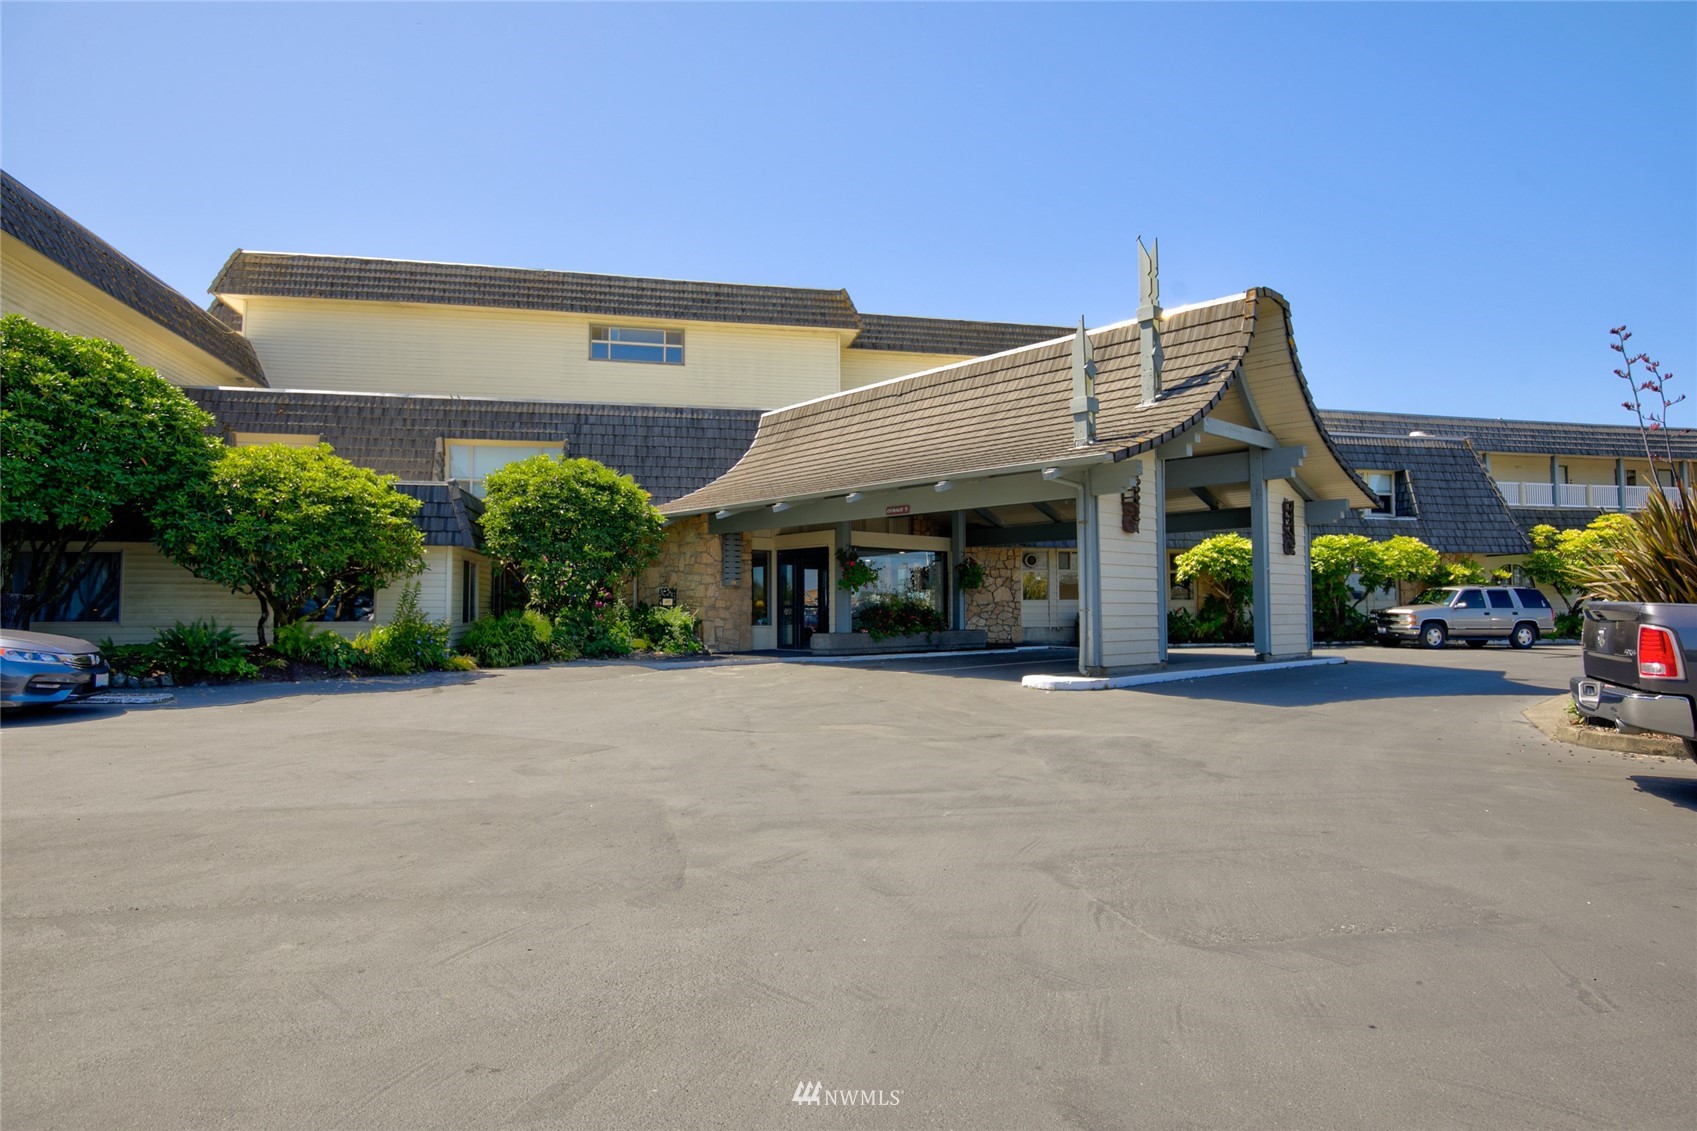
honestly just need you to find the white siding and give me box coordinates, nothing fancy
[240,297,843,409]
[1,237,261,388]
[27,542,264,646]
[1095,494,1161,668]
[839,349,973,390]
[1264,481,1310,658]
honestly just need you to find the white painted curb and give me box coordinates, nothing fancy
[1023,655,1345,691]
[796,645,1065,665]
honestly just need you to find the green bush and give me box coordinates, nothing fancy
[1166,607,1197,645]
[1553,610,1584,639]
[354,582,451,674]
[150,619,259,682]
[1188,596,1251,644]
[556,600,633,659]
[99,638,161,678]
[854,595,944,642]
[1314,602,1375,644]
[632,604,705,654]
[272,620,361,671]
[460,610,555,667]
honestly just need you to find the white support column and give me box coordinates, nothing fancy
[950,510,966,630]
[1264,480,1312,660]
[1616,458,1627,510]
[1076,489,1101,674]
[1249,447,1271,657]
[1094,475,1161,671]
[833,522,854,634]
[1154,457,1169,664]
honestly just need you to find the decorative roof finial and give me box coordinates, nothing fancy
[1137,237,1163,405]
[1070,316,1099,446]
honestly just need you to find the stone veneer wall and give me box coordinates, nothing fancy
[963,545,1022,644]
[638,515,753,653]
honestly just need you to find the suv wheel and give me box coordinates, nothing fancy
[1420,622,1448,649]
[1509,622,1538,650]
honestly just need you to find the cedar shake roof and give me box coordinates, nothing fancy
[1320,409,1697,461]
[395,482,483,548]
[663,289,1376,517]
[210,251,862,331]
[849,312,1070,355]
[1,171,268,386]
[1507,506,1608,536]
[1309,435,1529,555]
[207,297,243,331]
[182,387,761,506]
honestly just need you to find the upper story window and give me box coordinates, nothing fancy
[590,325,684,365]
[1362,471,1412,518]
[446,441,559,497]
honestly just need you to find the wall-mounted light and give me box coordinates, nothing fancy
[845,492,864,504]
[771,501,791,513]
[1041,467,1063,480]
[714,509,733,520]
[933,481,952,492]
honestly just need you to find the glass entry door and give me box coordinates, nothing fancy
[777,548,830,648]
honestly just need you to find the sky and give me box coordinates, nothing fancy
[2,2,1692,425]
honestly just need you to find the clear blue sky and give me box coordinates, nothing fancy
[3,2,1692,425]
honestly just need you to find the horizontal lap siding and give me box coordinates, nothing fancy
[1096,494,1160,667]
[1,240,257,388]
[27,543,262,645]
[1266,482,1310,656]
[839,350,974,390]
[243,298,841,409]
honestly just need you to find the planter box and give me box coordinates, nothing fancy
[809,629,988,656]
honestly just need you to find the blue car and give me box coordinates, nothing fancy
[0,628,111,711]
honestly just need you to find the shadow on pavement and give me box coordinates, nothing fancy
[1630,775,1697,812]
[1130,659,1568,707]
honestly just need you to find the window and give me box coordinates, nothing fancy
[1363,471,1412,517]
[751,551,770,626]
[9,552,120,622]
[461,560,477,623]
[1486,589,1515,610]
[298,582,373,622]
[1454,589,1487,610]
[446,442,558,498]
[1514,588,1552,610]
[847,550,948,627]
[590,325,684,365]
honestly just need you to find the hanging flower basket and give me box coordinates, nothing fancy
[836,546,878,593]
[956,555,987,592]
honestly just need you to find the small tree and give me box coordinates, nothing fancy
[480,456,666,620]
[0,315,219,621]
[152,443,425,646]
[1173,534,1253,634]
[1520,516,1637,611]
[1359,535,1440,602]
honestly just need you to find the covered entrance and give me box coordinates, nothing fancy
[657,252,1377,674]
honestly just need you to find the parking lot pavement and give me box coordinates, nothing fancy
[3,644,1694,1129]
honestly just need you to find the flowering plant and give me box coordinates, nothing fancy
[956,555,987,592]
[836,547,878,593]
[855,595,945,641]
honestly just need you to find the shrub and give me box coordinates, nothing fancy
[272,620,361,671]
[855,595,945,641]
[1553,610,1584,640]
[1173,535,1253,632]
[556,600,634,659]
[460,610,555,667]
[99,639,161,679]
[1314,602,1375,644]
[354,582,451,674]
[1190,596,1251,644]
[1166,607,1196,645]
[632,604,705,654]
[150,619,259,683]
[446,654,479,672]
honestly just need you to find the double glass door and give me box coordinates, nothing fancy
[777,549,829,648]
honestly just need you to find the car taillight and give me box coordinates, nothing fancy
[1638,625,1684,680]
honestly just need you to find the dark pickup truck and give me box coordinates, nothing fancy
[1571,602,1697,758]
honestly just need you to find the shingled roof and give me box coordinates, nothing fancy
[848,312,1070,355]
[1309,435,1528,555]
[210,251,863,332]
[182,388,762,506]
[1320,408,1697,460]
[662,289,1376,517]
[1,171,268,386]
[395,482,483,548]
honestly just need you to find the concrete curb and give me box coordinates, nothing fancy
[1523,695,1693,759]
[1024,656,1345,692]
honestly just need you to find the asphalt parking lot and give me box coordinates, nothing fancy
[3,643,1694,1129]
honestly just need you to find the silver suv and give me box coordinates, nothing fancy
[1373,586,1556,650]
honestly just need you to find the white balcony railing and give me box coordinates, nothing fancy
[1493,479,1657,510]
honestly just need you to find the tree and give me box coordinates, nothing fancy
[479,456,666,619]
[1173,534,1253,632]
[1519,517,1636,611]
[1358,535,1440,601]
[152,443,425,646]
[0,315,219,621]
